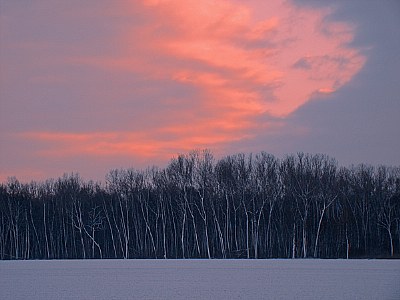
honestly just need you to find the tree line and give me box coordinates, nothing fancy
[1,151,399,260]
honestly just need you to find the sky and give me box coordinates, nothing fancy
[1,0,399,182]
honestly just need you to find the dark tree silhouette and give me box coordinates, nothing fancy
[1,151,399,259]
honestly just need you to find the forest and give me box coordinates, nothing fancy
[1,151,399,260]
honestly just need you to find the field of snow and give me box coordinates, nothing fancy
[1,259,399,299]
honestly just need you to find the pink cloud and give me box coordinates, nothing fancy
[21,127,249,160]
[9,0,365,180]
[102,0,364,116]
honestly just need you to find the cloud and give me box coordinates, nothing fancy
[1,0,366,181]
[90,4,357,118]
[79,0,364,116]
[21,128,249,159]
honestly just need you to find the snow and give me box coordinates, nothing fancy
[1,259,399,299]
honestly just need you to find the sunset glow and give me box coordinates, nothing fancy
[3,0,390,182]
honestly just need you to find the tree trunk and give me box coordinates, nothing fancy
[292,223,296,259]
[314,205,327,258]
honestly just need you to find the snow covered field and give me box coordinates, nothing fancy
[1,259,399,299]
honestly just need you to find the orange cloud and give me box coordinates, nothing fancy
[18,0,365,169]
[21,127,249,160]
[127,0,364,114]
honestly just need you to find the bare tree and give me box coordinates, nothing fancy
[376,167,399,257]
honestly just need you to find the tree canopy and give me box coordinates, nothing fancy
[1,151,399,259]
